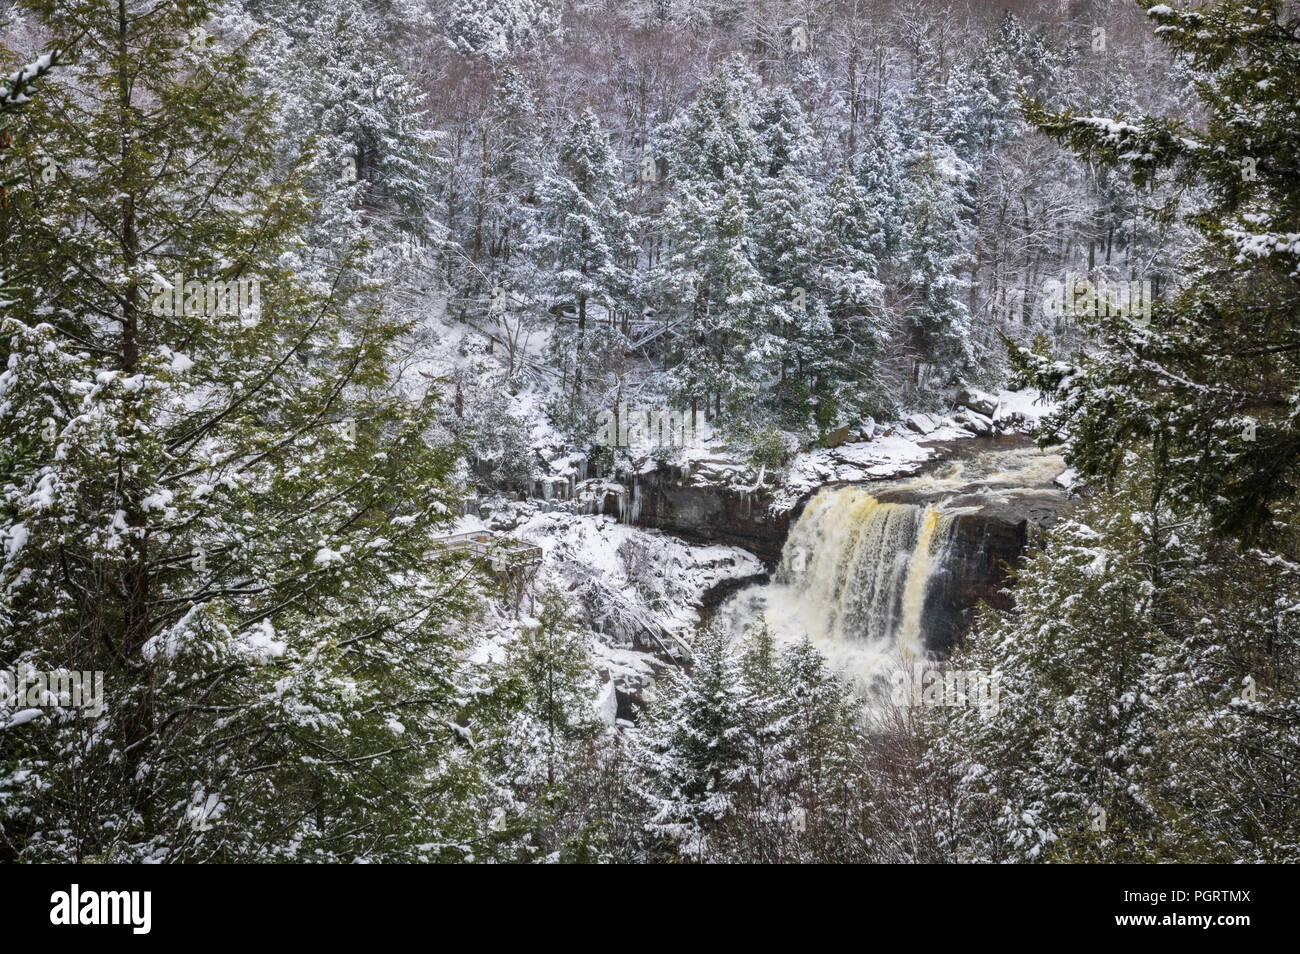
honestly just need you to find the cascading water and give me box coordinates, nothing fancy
[712,444,1066,686]
[771,487,957,656]
[715,442,1070,684]
[897,505,953,660]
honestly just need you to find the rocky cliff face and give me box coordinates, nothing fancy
[612,438,1071,657]
[916,509,1031,654]
[608,468,790,563]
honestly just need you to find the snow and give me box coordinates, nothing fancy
[511,510,764,647]
[2,709,44,730]
[242,620,286,662]
[3,522,28,558]
[594,680,618,725]
[313,545,346,566]
[774,390,1051,512]
[993,388,1051,429]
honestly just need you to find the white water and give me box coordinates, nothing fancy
[722,487,959,681]
[716,443,1066,685]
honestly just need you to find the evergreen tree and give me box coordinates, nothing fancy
[520,108,636,410]
[487,593,612,861]
[855,109,907,264]
[270,0,446,249]
[1017,0,1300,542]
[941,467,1173,862]
[942,457,1300,862]
[752,165,830,432]
[0,0,483,861]
[499,594,604,791]
[660,60,782,425]
[900,138,974,387]
[817,165,889,421]
[634,624,747,859]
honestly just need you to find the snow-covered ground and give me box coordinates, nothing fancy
[513,510,763,645]
[775,388,1054,512]
[452,384,1054,708]
[453,503,764,701]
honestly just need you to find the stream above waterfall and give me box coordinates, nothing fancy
[714,439,1070,687]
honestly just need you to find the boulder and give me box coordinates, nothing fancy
[956,386,999,417]
[906,413,937,435]
[954,409,994,436]
[824,425,854,448]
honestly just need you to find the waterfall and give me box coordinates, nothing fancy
[898,506,950,660]
[714,441,1067,684]
[760,487,957,663]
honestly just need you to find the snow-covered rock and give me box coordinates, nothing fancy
[906,412,938,435]
[956,386,999,417]
[594,680,618,726]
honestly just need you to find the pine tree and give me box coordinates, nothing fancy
[0,0,483,861]
[900,138,974,387]
[713,623,791,862]
[942,456,1300,862]
[499,594,603,791]
[263,0,446,251]
[856,109,907,264]
[634,624,747,859]
[941,467,1173,862]
[446,0,560,61]
[660,60,782,425]
[817,165,889,421]
[486,593,613,861]
[520,108,636,411]
[752,165,830,432]
[1017,0,1300,543]
[776,636,861,860]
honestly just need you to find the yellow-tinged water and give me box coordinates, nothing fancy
[898,506,948,660]
[716,443,1066,684]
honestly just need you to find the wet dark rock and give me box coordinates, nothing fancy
[604,467,790,563]
[612,436,1073,658]
[957,386,999,417]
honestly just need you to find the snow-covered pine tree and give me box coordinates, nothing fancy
[446,0,560,61]
[520,108,636,416]
[774,635,862,861]
[960,0,1300,863]
[0,0,485,861]
[485,592,614,860]
[260,0,447,253]
[941,451,1300,862]
[708,622,792,862]
[899,136,975,389]
[498,594,604,791]
[660,59,781,426]
[816,165,889,421]
[1018,0,1300,543]
[894,23,978,389]
[939,465,1174,863]
[753,164,831,433]
[633,624,748,860]
[855,107,907,265]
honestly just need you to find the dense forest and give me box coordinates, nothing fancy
[0,0,1296,864]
